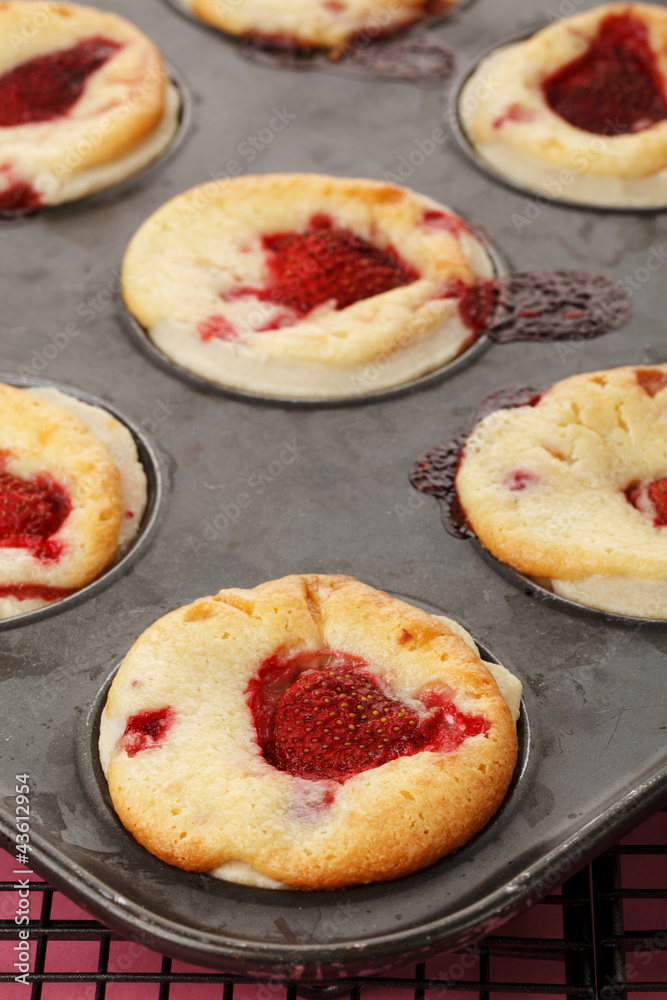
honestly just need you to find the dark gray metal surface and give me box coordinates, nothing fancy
[0,0,666,978]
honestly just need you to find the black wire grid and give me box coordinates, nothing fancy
[0,826,664,1000]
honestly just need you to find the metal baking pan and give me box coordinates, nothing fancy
[1,0,667,980]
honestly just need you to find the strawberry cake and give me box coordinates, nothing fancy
[458,3,667,208]
[170,0,458,52]
[0,382,146,620]
[0,2,181,214]
[99,575,521,890]
[121,174,496,399]
[455,365,667,618]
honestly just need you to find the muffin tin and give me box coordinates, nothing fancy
[450,27,667,213]
[0,374,164,631]
[1,0,667,980]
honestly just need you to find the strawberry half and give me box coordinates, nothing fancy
[259,221,419,315]
[251,652,490,782]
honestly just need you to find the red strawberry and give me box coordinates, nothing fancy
[0,471,70,561]
[122,708,175,757]
[542,13,667,136]
[648,478,667,526]
[0,36,123,127]
[258,223,419,315]
[254,652,490,782]
[197,314,241,343]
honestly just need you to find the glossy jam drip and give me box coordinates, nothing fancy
[122,707,175,757]
[247,650,489,782]
[0,36,122,127]
[251,217,419,316]
[0,471,70,561]
[0,583,75,602]
[542,13,667,135]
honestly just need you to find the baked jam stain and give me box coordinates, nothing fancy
[248,650,489,782]
[122,707,175,757]
[410,385,542,539]
[0,471,71,561]
[636,368,667,397]
[0,583,75,602]
[224,216,419,319]
[487,271,631,344]
[0,36,122,127]
[439,270,630,345]
[235,26,455,84]
[543,12,667,135]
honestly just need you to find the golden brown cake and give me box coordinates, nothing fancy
[99,575,520,890]
[122,174,495,399]
[0,383,146,619]
[459,3,667,207]
[0,2,181,212]
[455,365,667,617]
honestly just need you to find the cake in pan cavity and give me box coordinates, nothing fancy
[455,365,667,619]
[99,575,521,890]
[0,383,146,620]
[459,2,667,208]
[171,0,460,51]
[121,174,497,399]
[0,1,181,214]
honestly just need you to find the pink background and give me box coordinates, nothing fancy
[2,809,666,999]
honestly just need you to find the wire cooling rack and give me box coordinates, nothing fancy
[0,809,665,1000]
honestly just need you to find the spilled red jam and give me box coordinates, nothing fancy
[0,471,70,560]
[225,215,419,319]
[542,13,667,135]
[0,583,75,602]
[247,650,489,782]
[0,36,122,127]
[636,368,667,397]
[0,181,42,213]
[121,707,175,757]
[439,277,497,333]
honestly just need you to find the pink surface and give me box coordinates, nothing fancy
[1,811,666,998]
